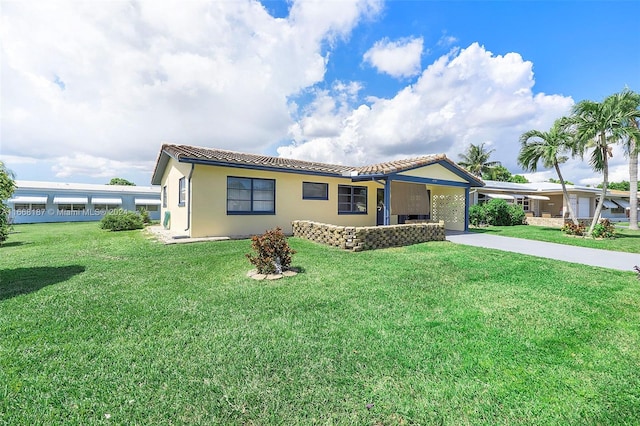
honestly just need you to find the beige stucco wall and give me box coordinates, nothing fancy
[398,163,468,183]
[159,159,474,237]
[189,165,381,238]
[160,160,193,234]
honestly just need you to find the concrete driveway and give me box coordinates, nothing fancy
[446,231,640,272]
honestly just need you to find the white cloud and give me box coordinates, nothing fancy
[278,43,575,173]
[363,37,423,78]
[1,0,381,180]
[52,154,154,180]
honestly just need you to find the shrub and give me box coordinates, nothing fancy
[507,203,526,226]
[0,204,11,245]
[137,207,151,224]
[476,199,526,226]
[469,204,487,227]
[246,227,296,275]
[591,219,616,239]
[561,222,586,236]
[100,209,144,231]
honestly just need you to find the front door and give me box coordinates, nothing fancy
[578,197,590,218]
[376,188,384,225]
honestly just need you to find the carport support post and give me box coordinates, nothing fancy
[464,187,470,232]
[384,178,391,225]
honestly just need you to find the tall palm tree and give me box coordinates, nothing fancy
[572,93,640,235]
[518,118,578,224]
[458,143,501,177]
[612,89,640,230]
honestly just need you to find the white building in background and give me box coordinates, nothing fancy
[8,181,161,224]
[472,180,635,222]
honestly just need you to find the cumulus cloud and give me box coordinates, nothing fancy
[1,0,381,180]
[363,37,423,78]
[278,43,575,174]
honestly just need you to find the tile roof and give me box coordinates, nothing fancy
[161,144,459,176]
[161,144,353,175]
[152,143,483,186]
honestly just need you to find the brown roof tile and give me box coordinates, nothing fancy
[157,144,481,185]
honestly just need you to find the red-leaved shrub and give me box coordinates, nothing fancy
[246,227,296,274]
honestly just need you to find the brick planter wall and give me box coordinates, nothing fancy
[292,220,446,252]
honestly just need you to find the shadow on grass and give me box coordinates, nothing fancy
[0,265,85,300]
[1,241,29,248]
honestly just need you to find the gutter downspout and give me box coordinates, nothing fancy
[185,163,194,232]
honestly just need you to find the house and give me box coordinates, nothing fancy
[150,144,484,238]
[474,180,636,224]
[8,181,161,224]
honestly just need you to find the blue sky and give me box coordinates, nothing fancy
[2,0,638,186]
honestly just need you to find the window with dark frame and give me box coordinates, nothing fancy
[302,182,328,200]
[178,177,186,206]
[227,177,275,214]
[338,185,367,214]
[162,186,167,208]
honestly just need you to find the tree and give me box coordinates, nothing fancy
[108,177,135,186]
[458,143,501,177]
[510,174,529,184]
[572,92,640,234]
[548,177,574,185]
[612,88,640,230]
[518,118,579,224]
[598,181,640,191]
[482,165,511,181]
[0,161,16,245]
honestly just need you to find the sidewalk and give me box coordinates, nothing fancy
[446,231,640,272]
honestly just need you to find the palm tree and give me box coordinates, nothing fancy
[572,93,640,235]
[458,143,501,177]
[613,89,640,230]
[518,118,579,224]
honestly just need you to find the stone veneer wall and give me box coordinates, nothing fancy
[525,217,566,228]
[292,220,446,252]
[525,217,595,228]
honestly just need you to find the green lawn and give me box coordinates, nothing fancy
[1,222,639,425]
[470,224,640,254]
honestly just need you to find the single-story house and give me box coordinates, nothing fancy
[474,180,636,222]
[150,144,484,238]
[8,181,161,224]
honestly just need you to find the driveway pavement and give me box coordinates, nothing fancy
[446,231,640,272]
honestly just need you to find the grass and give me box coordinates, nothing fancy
[470,224,640,254]
[1,222,640,425]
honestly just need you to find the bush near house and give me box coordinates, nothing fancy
[561,222,586,236]
[137,207,151,224]
[99,208,144,231]
[246,227,296,274]
[470,199,525,226]
[562,219,616,239]
[591,219,616,239]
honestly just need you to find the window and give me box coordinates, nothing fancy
[14,203,46,211]
[93,204,111,213]
[227,177,275,214]
[338,185,367,214]
[162,186,167,208]
[57,204,84,212]
[515,197,530,211]
[137,204,159,212]
[178,177,186,206]
[302,182,328,200]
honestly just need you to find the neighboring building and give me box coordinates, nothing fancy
[474,180,636,222]
[151,144,484,238]
[8,181,161,224]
